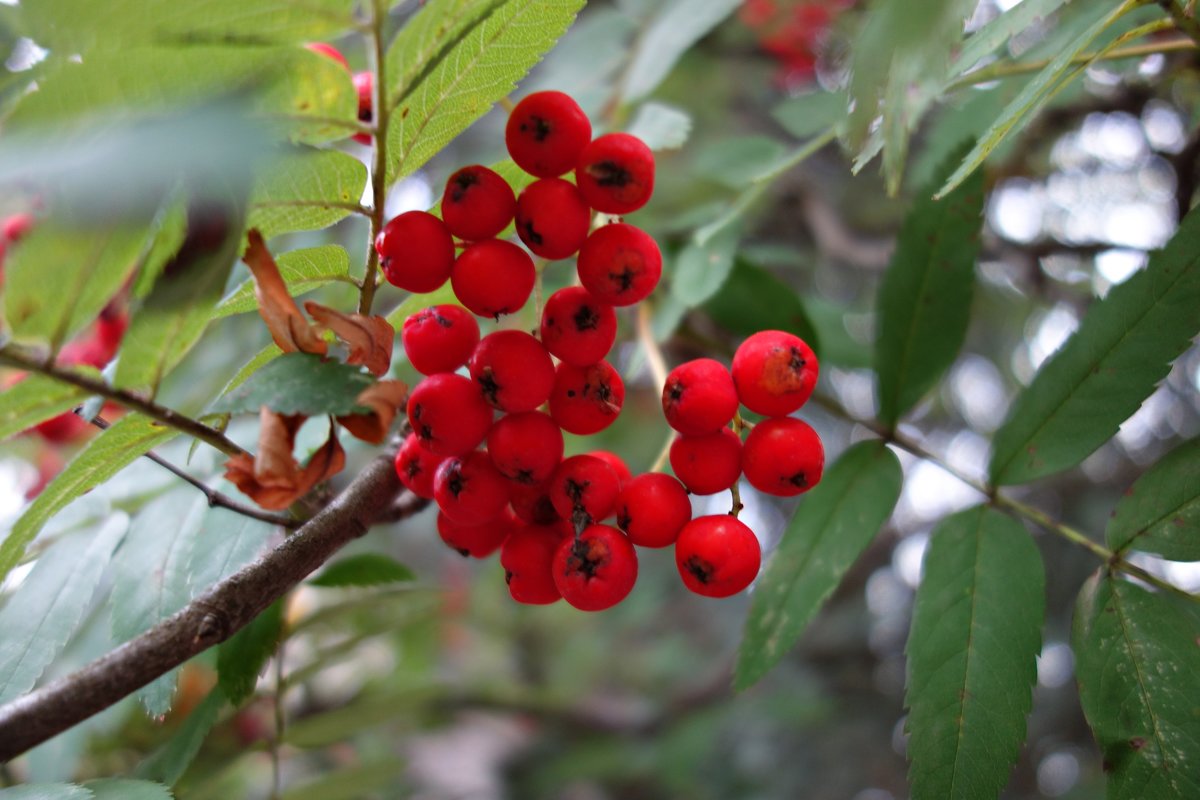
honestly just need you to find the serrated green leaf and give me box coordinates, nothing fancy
[735,441,901,690]
[0,785,92,800]
[949,0,1071,77]
[385,0,492,102]
[694,136,788,190]
[217,600,283,706]
[280,760,406,800]
[133,194,189,299]
[619,0,740,102]
[704,260,819,355]
[246,148,367,240]
[310,553,416,588]
[0,515,128,705]
[215,245,353,318]
[0,371,97,442]
[0,413,178,586]
[772,91,845,140]
[136,687,225,786]
[905,506,1045,799]
[386,0,585,183]
[1074,574,1200,799]
[1108,438,1200,560]
[211,352,375,416]
[989,205,1200,486]
[625,102,691,151]
[671,226,738,307]
[220,343,285,398]
[875,146,984,427]
[83,779,173,800]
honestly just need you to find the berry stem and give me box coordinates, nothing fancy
[358,0,392,317]
[728,481,743,519]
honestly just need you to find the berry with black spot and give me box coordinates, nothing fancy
[394,432,448,499]
[662,358,739,436]
[548,454,620,528]
[615,472,692,548]
[501,523,569,604]
[505,91,592,178]
[576,223,662,306]
[669,427,742,495]
[731,330,818,417]
[548,360,625,435]
[575,133,655,214]
[451,239,536,319]
[434,450,510,525]
[742,417,824,496]
[442,165,516,241]
[487,411,564,486]
[508,481,561,526]
[553,524,638,611]
[675,515,761,598]
[352,70,373,145]
[406,373,493,456]
[468,330,555,413]
[540,286,616,367]
[402,304,479,375]
[437,508,514,558]
[515,178,591,260]
[589,450,632,489]
[375,210,455,293]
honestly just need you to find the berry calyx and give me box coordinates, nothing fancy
[575,133,655,214]
[548,360,625,435]
[434,450,510,525]
[501,523,568,604]
[742,417,825,496]
[402,304,480,375]
[505,91,592,178]
[394,432,447,499]
[548,454,620,527]
[487,411,564,485]
[731,330,819,417]
[615,472,692,548]
[576,223,662,306]
[441,165,517,241]
[553,524,638,611]
[539,286,617,367]
[375,211,455,293]
[515,178,591,260]
[468,330,555,413]
[437,509,514,558]
[451,239,536,319]
[406,373,493,456]
[662,358,739,436]
[669,427,743,495]
[675,515,761,598]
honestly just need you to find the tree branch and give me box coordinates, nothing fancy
[0,451,423,762]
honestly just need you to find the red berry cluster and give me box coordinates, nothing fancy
[739,0,854,89]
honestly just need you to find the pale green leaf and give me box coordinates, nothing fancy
[619,0,741,102]
[772,91,845,140]
[310,554,416,587]
[246,148,367,240]
[215,245,353,318]
[625,102,691,151]
[1108,437,1200,560]
[136,688,225,786]
[0,371,96,442]
[0,785,92,800]
[83,779,173,800]
[217,600,283,706]
[385,0,491,102]
[694,136,787,190]
[950,0,1071,77]
[671,225,738,307]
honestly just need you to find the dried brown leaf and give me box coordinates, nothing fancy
[225,408,345,510]
[244,230,327,356]
[337,379,409,444]
[304,301,394,376]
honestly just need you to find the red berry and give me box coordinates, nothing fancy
[305,42,349,70]
[434,450,510,525]
[437,508,514,558]
[2,213,34,242]
[451,239,536,318]
[515,178,591,260]
[553,524,638,611]
[442,165,516,241]
[540,286,616,367]
[548,360,625,435]
[508,481,561,525]
[505,91,592,178]
[501,523,568,604]
[394,432,447,499]
[731,330,818,417]
[662,358,739,436]
[675,515,761,598]
[95,307,128,357]
[407,373,493,456]
[402,304,479,375]
[670,428,742,495]
[352,70,373,145]
[469,330,555,413]
[548,454,620,527]
[576,223,662,306]
[742,417,824,496]
[588,450,632,488]
[615,473,692,548]
[487,411,564,485]
[575,133,655,215]
[375,211,455,293]
[34,411,90,443]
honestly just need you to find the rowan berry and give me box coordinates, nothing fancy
[375,211,455,293]
[548,360,625,435]
[2,213,34,242]
[731,330,818,417]
[508,481,561,526]
[441,165,516,241]
[615,473,692,548]
[553,524,638,611]
[501,523,568,604]
[394,432,447,499]
[589,451,631,488]
[675,515,761,598]
[487,411,564,485]
[575,133,655,214]
[662,358,738,436]
[669,428,742,495]
[352,70,373,145]
[515,178,591,260]
[451,239,536,318]
[540,286,616,367]
[406,373,493,456]
[505,91,592,178]
[434,450,510,525]
[742,417,825,496]
[468,330,555,413]
[576,223,662,306]
[402,304,479,375]
[548,454,620,527]
[437,508,514,558]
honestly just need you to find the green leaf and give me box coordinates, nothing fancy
[211,352,375,416]
[0,371,96,442]
[217,601,283,706]
[772,91,845,140]
[215,245,353,318]
[806,298,872,370]
[280,761,406,800]
[703,260,819,355]
[386,0,585,183]
[0,786,92,800]
[246,149,367,240]
[136,687,225,787]
[1074,574,1200,799]
[1108,438,1200,560]
[619,0,741,102]
[83,779,173,800]
[990,205,1200,486]
[310,554,416,588]
[625,102,691,152]
[0,413,178,586]
[905,506,1045,799]
[949,0,1071,77]
[671,225,739,307]
[0,515,128,705]
[875,147,985,427]
[385,0,492,102]
[220,343,285,397]
[735,441,902,690]
[133,194,189,299]
[694,136,788,190]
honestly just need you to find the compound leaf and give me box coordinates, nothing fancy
[0,371,97,442]
[246,149,367,240]
[1108,437,1200,561]
[211,352,375,416]
[215,245,353,318]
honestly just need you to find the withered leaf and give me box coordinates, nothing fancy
[225,408,345,510]
[305,301,394,376]
[243,230,327,356]
[337,379,408,444]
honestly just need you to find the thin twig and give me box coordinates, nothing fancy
[1157,0,1200,46]
[357,0,391,316]
[269,629,288,800]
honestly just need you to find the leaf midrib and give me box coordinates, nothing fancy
[946,515,986,796]
[1110,581,1172,774]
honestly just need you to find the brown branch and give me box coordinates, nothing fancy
[0,451,424,762]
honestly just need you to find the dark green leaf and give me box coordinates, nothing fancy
[217,601,283,706]
[735,441,902,690]
[211,352,375,416]
[1074,574,1200,799]
[136,687,225,786]
[905,506,1045,799]
[280,760,406,800]
[246,149,367,240]
[215,246,353,318]
[310,554,416,588]
[0,371,97,442]
[671,226,738,307]
[704,259,819,354]
[990,205,1200,485]
[1108,438,1200,560]
[83,779,173,800]
[0,414,178,586]
[220,343,285,398]
[875,146,985,427]
[0,785,92,800]
[0,515,128,705]
[619,0,741,102]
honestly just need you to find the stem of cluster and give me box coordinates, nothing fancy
[357,0,391,316]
